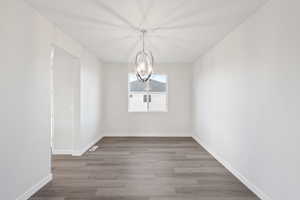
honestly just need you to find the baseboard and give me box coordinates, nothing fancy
[52,149,73,155]
[72,135,103,156]
[16,174,52,200]
[192,135,272,200]
[102,132,193,137]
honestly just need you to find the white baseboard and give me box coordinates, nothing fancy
[16,174,52,200]
[102,132,193,137]
[72,135,103,156]
[192,135,272,200]
[71,133,192,156]
[52,149,73,155]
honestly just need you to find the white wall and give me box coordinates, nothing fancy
[193,0,300,199]
[0,1,53,199]
[77,51,103,154]
[52,47,80,153]
[0,0,103,199]
[102,63,193,136]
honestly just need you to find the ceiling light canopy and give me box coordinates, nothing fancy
[135,29,153,82]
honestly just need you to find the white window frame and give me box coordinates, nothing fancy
[128,73,168,113]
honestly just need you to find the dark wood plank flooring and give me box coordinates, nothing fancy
[30,137,260,200]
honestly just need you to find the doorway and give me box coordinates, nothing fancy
[50,46,80,155]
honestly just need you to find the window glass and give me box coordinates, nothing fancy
[128,73,168,112]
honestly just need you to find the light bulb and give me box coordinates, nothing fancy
[147,64,153,74]
[138,62,146,72]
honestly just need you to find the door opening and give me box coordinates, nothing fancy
[50,46,80,156]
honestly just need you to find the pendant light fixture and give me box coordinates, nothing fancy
[135,29,153,82]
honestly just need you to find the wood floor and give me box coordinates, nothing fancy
[30,137,260,200]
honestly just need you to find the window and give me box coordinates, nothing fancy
[128,73,168,112]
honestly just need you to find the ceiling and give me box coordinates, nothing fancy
[26,0,266,63]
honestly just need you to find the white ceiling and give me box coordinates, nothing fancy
[26,0,266,63]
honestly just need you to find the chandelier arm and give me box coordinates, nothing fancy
[136,71,152,82]
[135,29,153,82]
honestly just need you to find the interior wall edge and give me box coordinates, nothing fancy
[72,135,104,156]
[102,133,194,137]
[15,174,53,200]
[52,149,74,155]
[192,0,270,64]
[192,135,272,200]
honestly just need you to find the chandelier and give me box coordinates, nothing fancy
[135,30,153,82]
